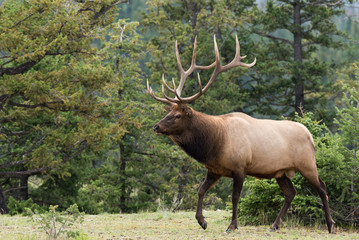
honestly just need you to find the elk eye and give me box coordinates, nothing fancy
[175,114,181,119]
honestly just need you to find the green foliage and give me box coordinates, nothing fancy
[293,111,326,138]
[7,196,45,216]
[332,79,359,226]
[233,177,323,226]
[27,204,84,240]
[234,178,282,225]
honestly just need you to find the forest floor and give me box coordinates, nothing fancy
[0,210,358,239]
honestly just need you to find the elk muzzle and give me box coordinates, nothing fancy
[153,124,160,132]
[153,123,165,135]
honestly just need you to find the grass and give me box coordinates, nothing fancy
[0,210,358,239]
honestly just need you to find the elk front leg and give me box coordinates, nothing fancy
[196,171,221,230]
[226,172,245,232]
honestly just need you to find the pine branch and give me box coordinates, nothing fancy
[252,30,294,46]
[0,134,47,169]
[0,167,50,177]
[0,60,38,77]
[306,0,344,7]
[7,100,63,109]
[10,12,38,29]
[92,0,129,22]
[0,141,88,177]
[0,160,27,170]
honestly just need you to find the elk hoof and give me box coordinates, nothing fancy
[269,225,280,232]
[200,221,207,230]
[225,220,238,233]
[329,221,335,234]
[196,215,207,230]
[225,226,238,233]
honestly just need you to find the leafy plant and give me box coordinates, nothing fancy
[7,196,45,216]
[235,178,283,225]
[27,204,84,240]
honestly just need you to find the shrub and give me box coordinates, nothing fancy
[7,196,45,216]
[27,204,84,240]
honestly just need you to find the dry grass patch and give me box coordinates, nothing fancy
[0,210,358,239]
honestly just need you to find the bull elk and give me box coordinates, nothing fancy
[147,35,335,233]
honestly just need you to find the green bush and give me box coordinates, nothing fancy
[235,178,282,225]
[7,196,46,216]
[27,204,84,240]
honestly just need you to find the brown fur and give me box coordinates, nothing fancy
[155,105,314,179]
[153,104,335,233]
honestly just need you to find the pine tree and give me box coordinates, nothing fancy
[0,0,133,212]
[248,0,352,118]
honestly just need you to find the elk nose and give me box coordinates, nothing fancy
[153,124,159,132]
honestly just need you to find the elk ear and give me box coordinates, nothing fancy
[185,107,193,118]
[163,105,171,112]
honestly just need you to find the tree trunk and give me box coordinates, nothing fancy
[0,185,9,214]
[119,143,126,213]
[351,144,357,226]
[293,1,304,116]
[18,175,29,201]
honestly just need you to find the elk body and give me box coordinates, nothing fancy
[147,36,335,233]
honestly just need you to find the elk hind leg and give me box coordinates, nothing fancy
[300,171,335,233]
[301,172,335,233]
[270,175,296,231]
[196,171,221,230]
[318,178,335,233]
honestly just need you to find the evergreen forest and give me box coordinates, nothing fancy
[0,0,358,228]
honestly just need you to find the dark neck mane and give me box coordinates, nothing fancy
[170,111,224,164]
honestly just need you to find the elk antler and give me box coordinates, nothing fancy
[147,35,256,105]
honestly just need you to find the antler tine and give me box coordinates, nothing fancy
[172,78,185,101]
[162,84,180,103]
[160,73,184,102]
[162,74,176,93]
[235,34,241,60]
[197,72,203,95]
[213,35,222,67]
[175,39,185,76]
[190,36,198,69]
[177,72,204,103]
[222,35,256,71]
[146,79,173,105]
[176,36,199,97]
[175,39,184,97]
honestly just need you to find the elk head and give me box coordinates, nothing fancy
[147,35,256,136]
[152,103,193,135]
